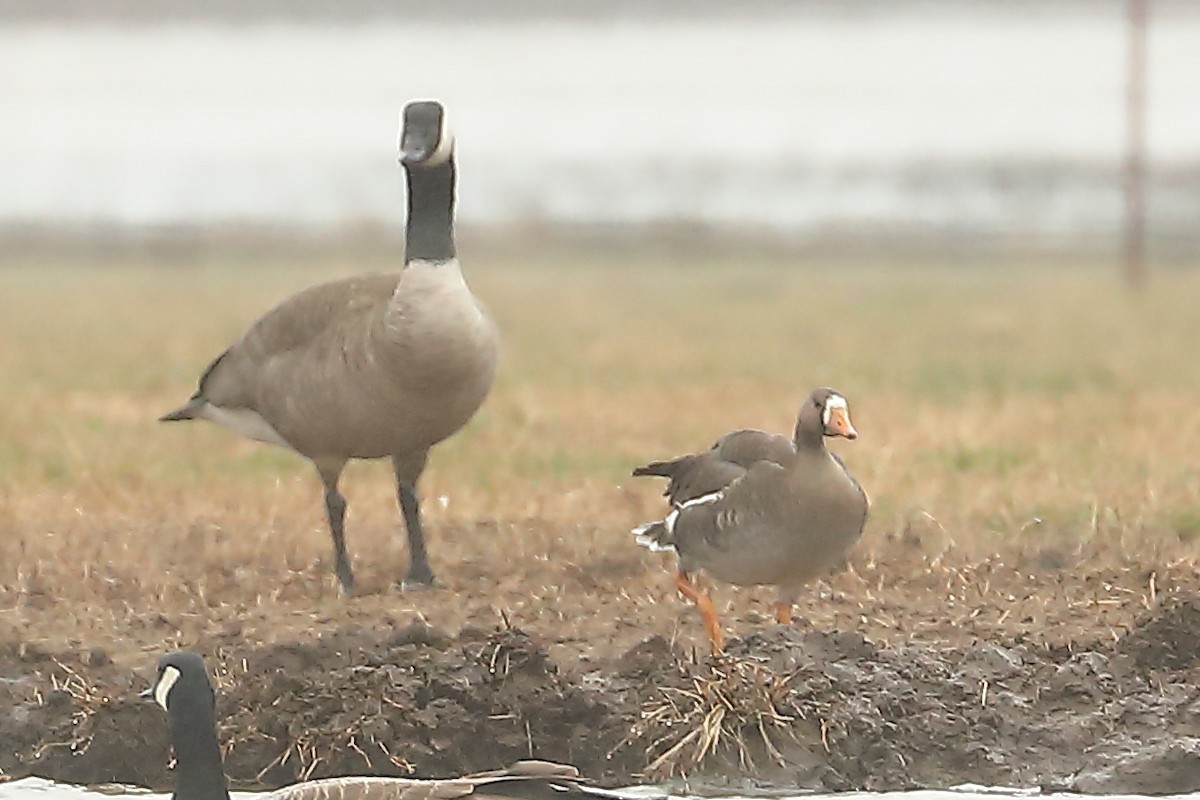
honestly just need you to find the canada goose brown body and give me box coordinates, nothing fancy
[142,652,648,800]
[194,268,496,459]
[160,100,498,593]
[632,388,868,652]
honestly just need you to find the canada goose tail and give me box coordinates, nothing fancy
[632,519,675,554]
[159,396,205,422]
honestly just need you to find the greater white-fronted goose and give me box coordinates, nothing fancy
[159,100,499,594]
[632,387,868,653]
[141,651,646,800]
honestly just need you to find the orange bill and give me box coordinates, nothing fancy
[826,406,858,439]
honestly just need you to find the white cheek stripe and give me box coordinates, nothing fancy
[154,665,181,711]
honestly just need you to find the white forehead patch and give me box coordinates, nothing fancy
[153,665,181,711]
[822,394,848,426]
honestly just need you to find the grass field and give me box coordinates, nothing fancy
[2,250,1199,665]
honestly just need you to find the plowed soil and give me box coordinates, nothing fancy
[5,534,1200,796]
[5,262,1200,794]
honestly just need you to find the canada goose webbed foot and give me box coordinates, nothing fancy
[335,562,357,596]
[400,562,436,590]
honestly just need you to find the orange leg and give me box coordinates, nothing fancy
[674,569,725,653]
[774,601,794,625]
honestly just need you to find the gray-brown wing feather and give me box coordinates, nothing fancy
[632,428,792,507]
[710,429,796,468]
[673,460,787,555]
[198,273,400,411]
[633,453,746,506]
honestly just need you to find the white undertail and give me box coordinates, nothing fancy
[632,489,725,553]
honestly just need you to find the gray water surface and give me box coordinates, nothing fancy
[4,10,1199,233]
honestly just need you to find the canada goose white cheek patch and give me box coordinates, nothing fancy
[154,665,181,711]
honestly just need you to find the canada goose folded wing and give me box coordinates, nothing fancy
[196,275,401,409]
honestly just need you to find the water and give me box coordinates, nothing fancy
[4,779,1199,800]
[3,9,1200,233]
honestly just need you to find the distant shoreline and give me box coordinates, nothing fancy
[3,219,1197,269]
[4,0,1198,25]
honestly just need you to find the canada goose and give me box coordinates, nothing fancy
[631,388,868,653]
[159,100,499,594]
[141,651,648,800]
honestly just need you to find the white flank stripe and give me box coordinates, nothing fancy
[679,489,725,509]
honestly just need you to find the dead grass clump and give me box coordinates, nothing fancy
[627,654,804,778]
[30,659,108,760]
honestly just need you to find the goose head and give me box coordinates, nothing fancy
[794,387,858,446]
[398,99,454,168]
[140,650,214,714]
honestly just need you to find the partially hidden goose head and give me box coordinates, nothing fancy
[141,651,653,800]
[631,387,868,654]
[143,650,215,714]
[398,99,454,169]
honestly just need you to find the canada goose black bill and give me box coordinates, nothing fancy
[142,651,654,800]
[159,99,499,595]
[631,388,868,654]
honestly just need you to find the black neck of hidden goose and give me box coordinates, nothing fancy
[404,157,457,264]
[170,698,230,800]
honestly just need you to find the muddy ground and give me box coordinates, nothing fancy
[6,546,1200,795]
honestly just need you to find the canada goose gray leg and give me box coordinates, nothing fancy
[315,459,355,594]
[392,451,434,589]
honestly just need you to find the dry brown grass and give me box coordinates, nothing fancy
[2,252,1200,664]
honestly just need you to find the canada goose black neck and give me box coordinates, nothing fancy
[404,156,456,264]
[170,698,230,800]
[151,653,230,800]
